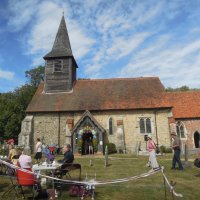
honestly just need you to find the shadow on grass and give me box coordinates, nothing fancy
[105,164,112,167]
[0,182,10,190]
[194,172,200,177]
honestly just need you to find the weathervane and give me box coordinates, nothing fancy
[62,8,64,16]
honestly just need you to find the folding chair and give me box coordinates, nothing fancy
[54,163,81,197]
[54,163,81,180]
[16,168,41,200]
[1,163,19,198]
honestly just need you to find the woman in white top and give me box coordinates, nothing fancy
[18,148,32,169]
[34,138,42,163]
[147,134,159,170]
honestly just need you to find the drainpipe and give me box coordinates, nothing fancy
[122,125,126,153]
[58,112,60,147]
[154,110,159,146]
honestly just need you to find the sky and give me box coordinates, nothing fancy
[0,0,200,93]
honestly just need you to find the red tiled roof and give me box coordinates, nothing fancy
[166,91,200,118]
[26,77,171,113]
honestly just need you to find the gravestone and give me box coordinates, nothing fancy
[116,126,125,153]
[105,145,108,167]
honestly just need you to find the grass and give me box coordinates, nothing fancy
[0,154,199,200]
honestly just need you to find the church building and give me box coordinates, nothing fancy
[18,16,200,155]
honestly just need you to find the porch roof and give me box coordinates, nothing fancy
[71,110,105,133]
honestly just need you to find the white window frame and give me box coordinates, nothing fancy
[139,117,152,134]
[176,121,187,140]
[53,59,63,73]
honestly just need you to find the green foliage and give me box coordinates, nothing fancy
[25,65,45,87]
[160,145,166,153]
[165,147,172,153]
[0,148,7,156]
[77,140,82,153]
[93,139,98,152]
[106,143,117,154]
[0,84,36,141]
[0,66,44,142]
[165,85,200,92]
[160,145,172,153]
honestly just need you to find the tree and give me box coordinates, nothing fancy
[25,65,45,87]
[0,66,44,143]
[165,85,190,92]
[0,85,36,142]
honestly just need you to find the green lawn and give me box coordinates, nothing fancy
[0,154,199,200]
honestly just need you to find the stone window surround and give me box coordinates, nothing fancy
[176,121,187,140]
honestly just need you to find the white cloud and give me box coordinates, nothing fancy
[0,68,14,80]
[106,32,151,59]
[119,34,200,88]
[24,1,95,66]
[67,20,95,59]
[85,64,102,76]
[3,0,200,89]
[7,0,40,31]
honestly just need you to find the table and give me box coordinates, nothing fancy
[33,162,62,189]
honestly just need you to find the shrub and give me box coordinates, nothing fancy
[165,147,172,153]
[160,145,166,154]
[106,143,117,154]
[77,140,82,153]
[93,139,98,153]
[160,145,172,153]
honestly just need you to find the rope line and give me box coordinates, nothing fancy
[0,159,183,197]
[161,168,183,198]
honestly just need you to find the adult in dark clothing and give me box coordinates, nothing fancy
[171,132,184,170]
[58,144,74,164]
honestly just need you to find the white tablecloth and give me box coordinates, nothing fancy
[32,163,61,171]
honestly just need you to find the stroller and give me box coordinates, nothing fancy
[42,147,54,163]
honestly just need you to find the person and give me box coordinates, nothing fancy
[18,148,42,193]
[171,132,184,170]
[58,144,74,164]
[7,139,15,157]
[34,138,42,163]
[8,144,19,165]
[18,148,32,169]
[146,134,160,170]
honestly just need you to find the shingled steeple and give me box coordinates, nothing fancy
[43,16,77,93]
[44,16,73,58]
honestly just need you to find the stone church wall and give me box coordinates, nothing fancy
[32,109,171,154]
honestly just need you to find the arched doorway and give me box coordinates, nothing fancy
[82,131,93,155]
[194,131,200,148]
[71,111,105,155]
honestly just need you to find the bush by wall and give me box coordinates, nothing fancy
[106,143,117,154]
[160,145,172,153]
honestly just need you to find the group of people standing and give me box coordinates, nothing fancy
[146,132,183,171]
[5,133,184,172]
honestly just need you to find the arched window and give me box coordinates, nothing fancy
[146,118,152,133]
[109,117,113,135]
[139,118,152,134]
[139,118,145,133]
[194,131,200,148]
[176,121,186,139]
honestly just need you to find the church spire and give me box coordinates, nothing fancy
[43,15,77,93]
[44,16,73,58]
